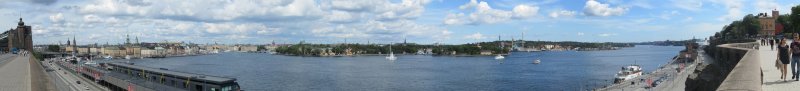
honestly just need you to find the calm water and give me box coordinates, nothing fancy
[127,45,683,91]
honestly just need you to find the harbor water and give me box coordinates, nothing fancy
[126,45,683,91]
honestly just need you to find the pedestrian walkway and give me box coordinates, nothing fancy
[0,55,31,91]
[760,44,800,91]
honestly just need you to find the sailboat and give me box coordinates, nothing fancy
[386,45,397,60]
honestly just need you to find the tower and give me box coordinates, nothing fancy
[126,34,131,45]
[72,36,77,54]
[135,36,139,45]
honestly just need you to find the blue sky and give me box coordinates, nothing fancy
[0,0,796,45]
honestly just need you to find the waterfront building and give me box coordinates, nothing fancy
[239,45,258,52]
[757,10,779,36]
[480,50,493,55]
[155,47,167,55]
[102,47,125,57]
[77,47,89,55]
[141,48,157,57]
[124,35,142,57]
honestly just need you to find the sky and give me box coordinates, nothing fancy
[0,0,796,45]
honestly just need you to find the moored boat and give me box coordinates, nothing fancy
[613,65,643,83]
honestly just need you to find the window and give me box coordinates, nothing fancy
[211,88,218,91]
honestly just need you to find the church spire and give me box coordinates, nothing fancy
[126,34,131,45]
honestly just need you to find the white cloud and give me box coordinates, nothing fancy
[49,13,63,23]
[549,10,577,18]
[445,0,539,25]
[754,0,786,12]
[598,33,618,37]
[83,14,119,24]
[310,20,449,42]
[464,32,486,40]
[325,10,358,23]
[444,13,469,25]
[658,11,680,20]
[584,0,628,17]
[672,0,703,11]
[577,32,585,36]
[709,0,743,21]
[512,5,539,18]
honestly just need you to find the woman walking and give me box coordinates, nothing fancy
[778,38,791,81]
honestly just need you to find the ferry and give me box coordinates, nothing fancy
[613,65,643,83]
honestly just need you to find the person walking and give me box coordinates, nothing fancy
[764,38,768,46]
[779,38,791,81]
[792,34,800,81]
[771,38,776,50]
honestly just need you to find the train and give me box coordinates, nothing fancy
[56,60,241,91]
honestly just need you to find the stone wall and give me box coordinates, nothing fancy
[686,42,760,91]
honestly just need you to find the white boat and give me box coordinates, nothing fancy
[386,45,397,60]
[494,54,505,60]
[104,55,113,60]
[533,59,541,64]
[124,55,132,59]
[84,60,97,65]
[613,65,643,83]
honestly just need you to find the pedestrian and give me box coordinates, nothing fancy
[778,38,791,81]
[763,38,767,46]
[771,38,776,50]
[792,34,800,81]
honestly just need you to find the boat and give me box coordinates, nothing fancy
[494,54,505,60]
[613,65,643,83]
[386,45,397,60]
[533,59,541,64]
[103,55,113,60]
[84,60,97,65]
[124,55,132,59]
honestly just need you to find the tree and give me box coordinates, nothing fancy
[792,5,800,34]
[777,14,793,33]
[47,45,60,52]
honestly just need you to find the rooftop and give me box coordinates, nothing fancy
[107,62,236,84]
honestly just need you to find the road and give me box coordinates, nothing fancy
[44,58,109,91]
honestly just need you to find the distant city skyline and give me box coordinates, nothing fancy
[0,0,796,45]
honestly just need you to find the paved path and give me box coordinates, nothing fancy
[760,43,800,91]
[0,55,31,91]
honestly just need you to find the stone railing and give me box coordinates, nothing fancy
[710,42,761,91]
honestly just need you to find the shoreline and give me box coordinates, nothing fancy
[596,49,698,90]
[270,48,630,57]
